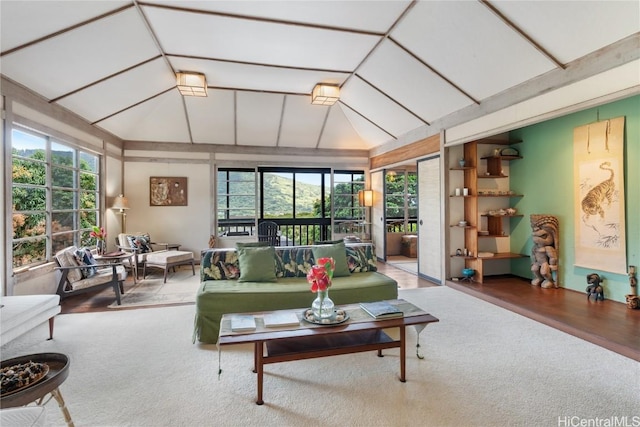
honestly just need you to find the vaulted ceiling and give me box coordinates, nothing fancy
[1,1,638,153]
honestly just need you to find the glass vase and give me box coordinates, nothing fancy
[312,289,335,321]
[96,240,106,255]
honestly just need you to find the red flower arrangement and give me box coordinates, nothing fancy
[307,257,335,293]
[89,226,106,241]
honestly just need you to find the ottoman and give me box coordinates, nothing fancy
[401,235,418,258]
[143,250,195,283]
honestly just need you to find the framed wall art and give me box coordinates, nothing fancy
[150,177,188,206]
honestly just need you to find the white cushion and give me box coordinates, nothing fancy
[0,295,61,344]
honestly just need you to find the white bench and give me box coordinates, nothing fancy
[0,295,61,345]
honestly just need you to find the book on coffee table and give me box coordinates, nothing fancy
[231,315,256,331]
[263,311,300,327]
[359,301,403,319]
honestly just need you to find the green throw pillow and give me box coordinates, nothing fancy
[237,246,277,282]
[312,241,351,277]
[236,241,270,248]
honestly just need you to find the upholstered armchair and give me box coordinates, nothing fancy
[116,232,170,278]
[54,246,127,305]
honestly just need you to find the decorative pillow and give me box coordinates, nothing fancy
[346,244,377,273]
[275,247,314,278]
[56,250,83,285]
[237,246,277,282]
[73,248,97,278]
[236,241,270,248]
[200,250,239,281]
[127,234,152,253]
[311,241,351,277]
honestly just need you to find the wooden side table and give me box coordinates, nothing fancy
[1,353,74,427]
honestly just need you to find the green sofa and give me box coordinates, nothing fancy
[193,242,398,344]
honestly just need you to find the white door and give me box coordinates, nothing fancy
[371,171,385,261]
[418,155,442,282]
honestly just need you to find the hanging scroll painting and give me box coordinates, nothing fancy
[573,116,626,274]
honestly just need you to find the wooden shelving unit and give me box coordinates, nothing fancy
[449,139,526,283]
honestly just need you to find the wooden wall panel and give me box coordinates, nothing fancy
[370,134,440,170]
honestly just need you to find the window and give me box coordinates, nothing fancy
[216,167,364,244]
[385,169,417,233]
[11,127,100,269]
[216,168,256,235]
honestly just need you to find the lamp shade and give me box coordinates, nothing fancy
[358,190,373,207]
[176,72,207,97]
[311,83,340,105]
[112,194,129,211]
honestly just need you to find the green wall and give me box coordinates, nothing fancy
[509,95,640,303]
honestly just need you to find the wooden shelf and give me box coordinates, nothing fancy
[477,194,523,198]
[450,225,475,229]
[476,139,522,146]
[448,138,525,284]
[480,155,522,161]
[478,252,527,260]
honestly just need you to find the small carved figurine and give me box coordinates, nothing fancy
[208,235,216,249]
[585,273,604,301]
[626,265,639,309]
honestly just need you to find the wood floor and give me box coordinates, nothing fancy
[377,263,640,362]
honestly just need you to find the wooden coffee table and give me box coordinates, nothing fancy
[218,299,439,405]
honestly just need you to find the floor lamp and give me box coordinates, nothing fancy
[112,194,130,233]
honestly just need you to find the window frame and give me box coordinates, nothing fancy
[11,125,102,271]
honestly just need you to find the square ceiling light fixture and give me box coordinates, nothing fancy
[311,83,340,105]
[176,72,207,97]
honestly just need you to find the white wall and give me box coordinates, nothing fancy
[123,161,211,259]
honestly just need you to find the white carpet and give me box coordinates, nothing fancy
[2,287,638,427]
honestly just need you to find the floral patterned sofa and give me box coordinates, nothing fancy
[193,242,398,344]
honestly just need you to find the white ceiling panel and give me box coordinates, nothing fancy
[337,106,391,149]
[393,1,556,100]
[279,95,328,148]
[168,57,349,94]
[145,0,411,33]
[58,58,174,123]
[1,8,159,99]
[358,39,474,123]
[98,91,190,143]
[0,1,129,52]
[318,107,371,150]
[188,90,236,145]
[341,77,425,138]
[493,0,640,64]
[236,92,283,146]
[144,6,380,70]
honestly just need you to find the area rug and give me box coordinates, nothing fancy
[3,286,637,427]
[107,266,200,309]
